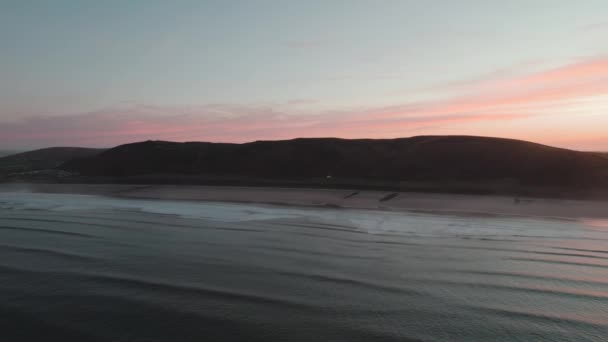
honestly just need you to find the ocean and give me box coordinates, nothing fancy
[1,192,607,341]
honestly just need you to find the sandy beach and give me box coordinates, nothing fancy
[0,183,606,220]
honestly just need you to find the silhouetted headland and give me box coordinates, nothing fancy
[2,136,608,199]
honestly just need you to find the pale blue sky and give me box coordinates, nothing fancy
[1,1,607,149]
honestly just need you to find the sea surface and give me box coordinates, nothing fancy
[1,192,608,341]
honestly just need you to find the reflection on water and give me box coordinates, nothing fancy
[1,192,608,341]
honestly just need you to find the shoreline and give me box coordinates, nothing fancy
[1,183,607,221]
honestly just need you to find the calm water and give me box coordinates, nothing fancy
[1,192,608,341]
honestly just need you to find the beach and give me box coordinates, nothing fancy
[0,183,607,221]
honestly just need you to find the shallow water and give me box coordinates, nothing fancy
[1,192,608,341]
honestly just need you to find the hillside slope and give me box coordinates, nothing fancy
[0,147,105,175]
[0,150,19,158]
[62,136,608,189]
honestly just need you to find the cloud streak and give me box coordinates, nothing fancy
[1,57,607,150]
[375,56,608,119]
[0,104,526,148]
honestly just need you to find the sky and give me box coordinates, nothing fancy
[1,0,607,151]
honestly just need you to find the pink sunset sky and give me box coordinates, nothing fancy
[1,1,607,151]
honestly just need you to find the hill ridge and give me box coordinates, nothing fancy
[0,147,105,176]
[61,136,608,190]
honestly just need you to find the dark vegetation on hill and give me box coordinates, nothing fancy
[0,150,18,158]
[61,136,608,191]
[0,147,105,176]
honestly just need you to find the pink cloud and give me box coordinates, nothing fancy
[0,105,525,148]
[1,57,606,150]
[374,56,608,119]
[509,57,608,86]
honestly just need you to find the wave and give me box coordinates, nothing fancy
[0,224,95,238]
[466,306,608,330]
[2,192,608,341]
[0,244,97,262]
[508,257,608,269]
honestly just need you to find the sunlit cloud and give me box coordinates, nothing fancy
[374,56,608,119]
[0,105,525,148]
[1,57,606,150]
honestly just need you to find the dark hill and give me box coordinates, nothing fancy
[62,136,608,189]
[0,147,105,176]
[0,150,19,158]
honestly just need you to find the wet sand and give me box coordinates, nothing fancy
[0,183,606,220]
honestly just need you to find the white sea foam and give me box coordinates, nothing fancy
[0,192,597,239]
